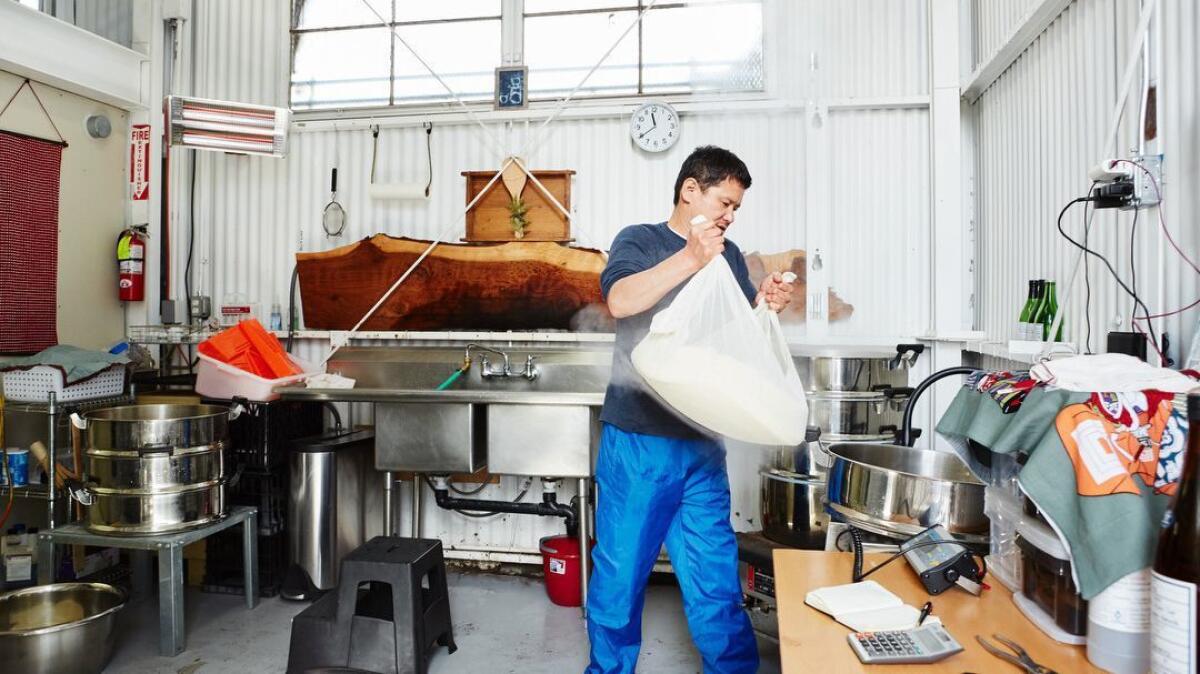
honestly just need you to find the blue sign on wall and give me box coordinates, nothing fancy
[495,66,528,110]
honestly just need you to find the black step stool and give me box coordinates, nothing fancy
[287,537,457,674]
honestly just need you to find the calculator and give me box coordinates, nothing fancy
[847,623,964,665]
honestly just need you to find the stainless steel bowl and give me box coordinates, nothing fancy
[824,442,987,543]
[0,583,125,674]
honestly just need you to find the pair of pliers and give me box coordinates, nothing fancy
[975,634,1058,673]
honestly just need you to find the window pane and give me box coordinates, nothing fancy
[392,20,501,104]
[526,11,639,98]
[395,1,500,21]
[291,28,391,109]
[295,0,390,29]
[642,1,763,93]
[525,0,637,13]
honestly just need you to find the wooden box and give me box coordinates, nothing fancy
[462,169,575,242]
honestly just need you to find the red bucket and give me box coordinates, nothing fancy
[540,535,590,607]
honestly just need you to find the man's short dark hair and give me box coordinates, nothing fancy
[672,145,752,205]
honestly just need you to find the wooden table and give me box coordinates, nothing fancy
[774,549,1101,673]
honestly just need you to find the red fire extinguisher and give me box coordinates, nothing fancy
[117,225,148,302]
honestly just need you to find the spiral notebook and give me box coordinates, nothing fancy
[805,580,942,632]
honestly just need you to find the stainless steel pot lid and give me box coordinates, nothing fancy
[808,391,907,401]
[789,345,905,359]
[82,404,232,422]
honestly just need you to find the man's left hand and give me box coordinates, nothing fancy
[756,272,794,313]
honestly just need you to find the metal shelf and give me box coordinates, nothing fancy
[0,483,50,500]
[2,394,133,415]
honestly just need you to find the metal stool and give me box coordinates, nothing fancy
[287,537,456,674]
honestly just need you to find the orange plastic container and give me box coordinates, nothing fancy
[198,320,299,379]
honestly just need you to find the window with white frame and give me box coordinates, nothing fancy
[290,0,764,112]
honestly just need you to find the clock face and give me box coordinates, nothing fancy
[630,102,680,153]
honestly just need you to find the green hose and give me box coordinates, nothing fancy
[435,368,465,391]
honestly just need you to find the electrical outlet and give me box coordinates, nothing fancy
[1130,153,1163,208]
[190,295,211,322]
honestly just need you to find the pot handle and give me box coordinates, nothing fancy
[65,478,95,507]
[70,413,87,430]
[760,468,825,486]
[138,443,174,456]
[228,402,246,421]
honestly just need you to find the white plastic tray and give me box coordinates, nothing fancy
[194,352,319,402]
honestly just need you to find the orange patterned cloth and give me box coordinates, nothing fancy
[1055,392,1187,497]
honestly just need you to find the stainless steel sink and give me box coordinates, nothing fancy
[279,345,612,478]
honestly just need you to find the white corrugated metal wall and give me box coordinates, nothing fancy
[72,0,134,48]
[970,0,1199,364]
[174,0,933,553]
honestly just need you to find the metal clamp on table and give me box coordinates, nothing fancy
[35,505,260,657]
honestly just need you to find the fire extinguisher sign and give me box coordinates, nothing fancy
[130,124,151,201]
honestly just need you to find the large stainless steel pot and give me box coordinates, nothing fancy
[74,403,237,451]
[85,481,226,534]
[824,442,987,543]
[792,344,922,393]
[0,582,126,674]
[760,427,830,548]
[807,391,907,442]
[70,403,241,535]
[86,443,225,489]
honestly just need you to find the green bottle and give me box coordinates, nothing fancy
[1027,280,1047,340]
[1043,281,1062,342]
[1018,280,1039,340]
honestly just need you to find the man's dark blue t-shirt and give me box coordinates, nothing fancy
[599,222,758,439]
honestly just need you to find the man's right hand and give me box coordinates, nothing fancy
[685,216,725,270]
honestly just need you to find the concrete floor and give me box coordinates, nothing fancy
[106,572,783,674]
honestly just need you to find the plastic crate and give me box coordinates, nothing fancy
[201,529,287,598]
[205,399,324,471]
[228,469,288,536]
[1,365,126,403]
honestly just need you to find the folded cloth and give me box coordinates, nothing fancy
[0,345,129,385]
[305,373,355,389]
[1030,353,1199,393]
[971,370,1039,414]
[938,385,1182,599]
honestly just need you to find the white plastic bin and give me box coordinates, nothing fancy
[984,485,1024,593]
[194,352,319,402]
[1,365,126,403]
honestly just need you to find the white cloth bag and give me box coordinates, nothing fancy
[631,255,808,445]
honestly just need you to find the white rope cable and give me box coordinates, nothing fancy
[319,1,657,364]
[513,156,571,221]
[319,159,513,364]
[358,1,507,159]
[519,0,662,160]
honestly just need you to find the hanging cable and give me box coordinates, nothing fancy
[185,150,196,325]
[1130,204,1142,336]
[1115,159,1200,277]
[1082,192,1096,354]
[1056,196,1163,362]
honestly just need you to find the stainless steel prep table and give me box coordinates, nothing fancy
[36,505,260,656]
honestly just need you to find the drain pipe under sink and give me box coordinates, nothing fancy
[427,476,579,536]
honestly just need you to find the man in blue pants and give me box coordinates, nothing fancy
[586,146,794,673]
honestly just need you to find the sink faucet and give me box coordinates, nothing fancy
[465,344,539,381]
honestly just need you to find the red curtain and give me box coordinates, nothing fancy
[0,130,62,353]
